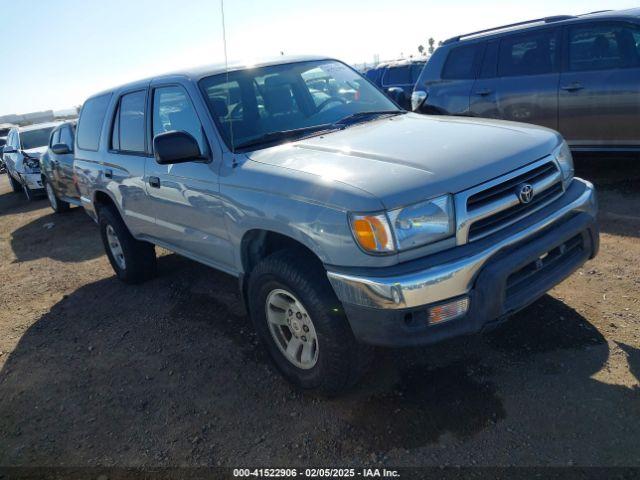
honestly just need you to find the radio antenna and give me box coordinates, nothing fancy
[220,0,235,153]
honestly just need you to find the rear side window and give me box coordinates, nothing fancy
[442,44,483,79]
[498,29,558,77]
[568,22,640,71]
[112,90,147,153]
[77,94,111,151]
[383,66,411,85]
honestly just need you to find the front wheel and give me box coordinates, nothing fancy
[44,178,70,213]
[248,250,372,395]
[7,172,21,193]
[98,205,157,284]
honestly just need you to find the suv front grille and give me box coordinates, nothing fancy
[467,162,558,209]
[468,183,563,239]
[456,157,564,243]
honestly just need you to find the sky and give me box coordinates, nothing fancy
[0,0,637,115]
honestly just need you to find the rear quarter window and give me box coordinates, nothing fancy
[77,93,112,151]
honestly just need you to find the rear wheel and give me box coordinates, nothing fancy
[7,172,21,193]
[248,250,372,395]
[44,178,70,213]
[98,205,157,284]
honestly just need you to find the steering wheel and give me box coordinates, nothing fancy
[315,96,347,112]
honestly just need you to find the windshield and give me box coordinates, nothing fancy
[20,127,55,150]
[199,60,401,151]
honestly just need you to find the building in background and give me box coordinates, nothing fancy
[0,110,55,126]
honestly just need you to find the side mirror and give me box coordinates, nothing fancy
[387,87,405,105]
[52,143,72,155]
[153,131,202,165]
[3,146,16,154]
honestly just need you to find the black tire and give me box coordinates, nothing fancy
[44,178,70,213]
[7,172,21,193]
[248,249,372,395]
[98,204,157,284]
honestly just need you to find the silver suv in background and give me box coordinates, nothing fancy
[74,56,598,394]
[411,8,640,152]
[40,121,80,212]
[3,122,61,200]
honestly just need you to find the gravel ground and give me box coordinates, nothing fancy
[0,157,638,469]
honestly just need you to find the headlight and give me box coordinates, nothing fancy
[388,194,455,250]
[349,212,395,254]
[411,90,427,111]
[553,141,574,189]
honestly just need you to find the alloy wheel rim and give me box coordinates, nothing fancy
[266,288,319,370]
[105,225,126,270]
[46,183,57,210]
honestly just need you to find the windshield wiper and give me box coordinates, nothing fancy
[234,124,336,151]
[332,110,404,127]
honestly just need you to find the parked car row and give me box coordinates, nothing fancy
[365,59,426,110]
[3,11,625,394]
[3,122,61,200]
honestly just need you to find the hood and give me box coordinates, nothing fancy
[23,146,47,157]
[247,113,562,209]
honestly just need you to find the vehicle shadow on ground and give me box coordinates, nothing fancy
[0,190,46,217]
[1,253,637,465]
[10,206,102,263]
[575,155,640,239]
[341,294,613,452]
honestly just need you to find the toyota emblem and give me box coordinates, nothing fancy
[517,183,534,204]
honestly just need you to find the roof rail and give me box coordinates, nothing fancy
[579,9,613,16]
[443,15,575,44]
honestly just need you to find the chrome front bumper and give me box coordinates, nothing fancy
[327,178,597,310]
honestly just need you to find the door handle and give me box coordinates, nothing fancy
[104,169,113,179]
[474,89,493,96]
[148,176,161,188]
[561,83,584,92]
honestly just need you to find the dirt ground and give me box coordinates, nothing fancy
[0,157,638,469]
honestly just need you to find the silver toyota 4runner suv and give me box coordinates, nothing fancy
[74,56,598,394]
